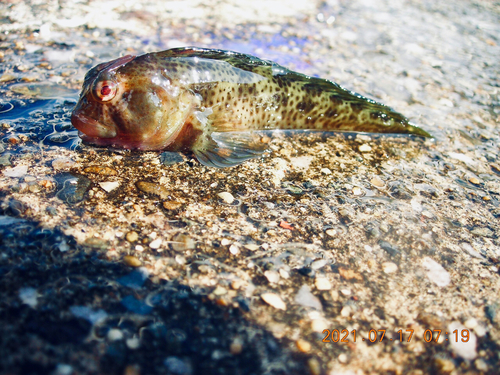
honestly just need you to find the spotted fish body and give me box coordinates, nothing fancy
[71,47,430,167]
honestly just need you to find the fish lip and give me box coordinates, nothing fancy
[71,112,117,139]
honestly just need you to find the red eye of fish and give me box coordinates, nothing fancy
[94,80,117,102]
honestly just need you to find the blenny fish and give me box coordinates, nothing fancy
[71,47,430,167]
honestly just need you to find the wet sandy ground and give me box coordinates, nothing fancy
[0,0,499,374]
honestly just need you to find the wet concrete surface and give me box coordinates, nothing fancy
[0,0,499,374]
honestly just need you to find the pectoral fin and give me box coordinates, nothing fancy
[193,131,271,168]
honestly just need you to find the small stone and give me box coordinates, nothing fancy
[315,277,332,291]
[149,238,162,249]
[135,245,144,252]
[136,181,169,199]
[295,285,322,310]
[311,319,328,333]
[359,144,372,152]
[52,158,75,170]
[279,269,290,279]
[3,165,28,177]
[107,328,124,341]
[422,257,450,287]
[160,151,184,165]
[464,318,478,329]
[163,201,183,210]
[221,238,231,246]
[84,165,117,175]
[475,359,489,372]
[218,192,234,204]
[382,262,398,274]
[0,153,11,166]
[213,286,227,295]
[123,255,142,267]
[261,293,286,310]
[338,267,363,281]
[320,168,332,175]
[352,186,363,195]
[171,233,196,251]
[370,176,385,187]
[340,289,351,296]
[307,358,321,375]
[229,243,240,255]
[126,231,139,242]
[491,163,500,174]
[421,210,434,219]
[230,337,243,355]
[311,259,328,270]
[468,177,480,185]
[264,270,280,284]
[99,181,120,192]
[295,339,311,353]
[126,337,140,350]
[325,229,336,237]
[338,353,348,363]
[471,227,493,238]
[244,243,259,251]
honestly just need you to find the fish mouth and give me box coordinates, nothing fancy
[71,112,117,139]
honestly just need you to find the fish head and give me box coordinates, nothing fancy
[71,54,195,150]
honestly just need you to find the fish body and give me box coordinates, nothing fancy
[71,47,430,167]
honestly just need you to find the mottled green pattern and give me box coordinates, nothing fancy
[72,47,430,167]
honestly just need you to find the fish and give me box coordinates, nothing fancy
[71,47,431,168]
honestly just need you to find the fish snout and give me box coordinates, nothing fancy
[71,112,117,139]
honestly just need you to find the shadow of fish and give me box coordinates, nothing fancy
[71,47,430,168]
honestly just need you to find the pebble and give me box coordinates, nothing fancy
[3,164,28,177]
[126,231,139,242]
[55,173,91,204]
[244,243,259,251]
[311,319,328,333]
[164,357,192,375]
[83,165,117,175]
[315,277,332,291]
[213,286,227,295]
[338,267,362,281]
[171,233,195,251]
[468,177,480,185]
[229,243,240,255]
[448,321,477,360]
[382,262,398,274]
[352,186,363,195]
[295,285,322,310]
[370,176,385,187]
[149,238,162,249]
[320,167,332,175]
[261,293,286,310]
[422,257,450,287]
[471,227,493,238]
[163,201,183,210]
[491,163,500,174]
[136,181,169,199]
[295,339,311,353]
[123,255,142,267]
[307,358,321,375]
[218,191,235,204]
[310,259,328,270]
[52,158,75,170]
[99,181,120,192]
[230,337,243,355]
[325,229,336,237]
[126,337,140,350]
[160,151,184,165]
[264,270,280,283]
[107,328,124,341]
[0,153,11,166]
[359,144,372,152]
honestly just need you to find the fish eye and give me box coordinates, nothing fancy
[94,80,117,102]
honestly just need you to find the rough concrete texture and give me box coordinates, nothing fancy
[0,0,499,374]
